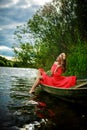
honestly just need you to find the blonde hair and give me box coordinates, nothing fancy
[60,53,66,72]
[62,59,66,72]
[56,53,66,72]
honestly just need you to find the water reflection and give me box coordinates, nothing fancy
[0,67,87,130]
[8,77,37,127]
[0,67,38,129]
[29,91,87,130]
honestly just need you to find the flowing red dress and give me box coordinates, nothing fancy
[39,63,76,88]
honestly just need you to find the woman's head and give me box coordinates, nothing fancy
[56,53,66,72]
[59,53,66,60]
[56,53,66,61]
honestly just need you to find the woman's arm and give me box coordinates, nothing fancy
[53,62,61,74]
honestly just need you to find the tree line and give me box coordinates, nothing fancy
[2,0,87,76]
[0,56,31,68]
[0,56,13,67]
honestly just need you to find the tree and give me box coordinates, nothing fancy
[14,43,35,67]
[28,0,79,52]
[75,0,87,40]
[0,56,13,67]
[14,0,87,72]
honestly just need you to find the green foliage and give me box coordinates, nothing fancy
[75,0,87,39]
[0,60,5,66]
[65,41,87,76]
[14,43,36,67]
[0,56,13,67]
[33,42,55,70]
[13,0,87,76]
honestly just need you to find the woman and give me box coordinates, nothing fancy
[29,53,76,94]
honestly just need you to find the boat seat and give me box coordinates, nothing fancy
[73,81,87,88]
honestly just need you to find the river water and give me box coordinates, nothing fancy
[0,67,87,130]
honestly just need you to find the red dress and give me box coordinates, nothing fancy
[39,63,76,88]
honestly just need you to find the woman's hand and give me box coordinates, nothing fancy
[46,70,52,76]
[53,64,61,74]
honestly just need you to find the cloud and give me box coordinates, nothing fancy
[0,0,52,59]
[0,46,14,56]
[31,0,52,5]
[0,46,12,51]
[0,0,52,8]
[0,0,19,8]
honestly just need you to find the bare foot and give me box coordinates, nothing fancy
[29,89,35,94]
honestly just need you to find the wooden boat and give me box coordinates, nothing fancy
[40,78,87,103]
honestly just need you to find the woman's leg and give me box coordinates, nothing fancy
[29,70,42,93]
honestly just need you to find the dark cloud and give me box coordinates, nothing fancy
[0,0,40,59]
[0,1,39,25]
[0,48,14,56]
[0,0,11,6]
[0,0,51,59]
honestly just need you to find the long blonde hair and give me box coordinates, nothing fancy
[62,59,66,72]
[57,53,66,72]
[61,53,66,72]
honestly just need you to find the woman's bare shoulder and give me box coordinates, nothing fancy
[54,61,61,66]
[54,61,58,64]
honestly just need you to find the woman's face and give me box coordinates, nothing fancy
[56,53,66,62]
[56,55,62,62]
[61,53,66,60]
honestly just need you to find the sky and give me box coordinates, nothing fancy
[0,0,52,60]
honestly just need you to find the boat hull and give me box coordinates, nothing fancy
[40,79,87,103]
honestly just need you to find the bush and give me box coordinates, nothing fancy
[65,42,87,76]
